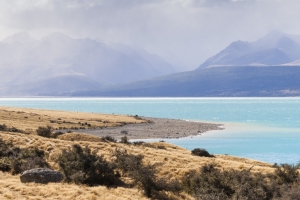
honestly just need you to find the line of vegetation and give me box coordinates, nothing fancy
[0,124,24,134]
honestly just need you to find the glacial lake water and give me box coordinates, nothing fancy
[0,97,300,164]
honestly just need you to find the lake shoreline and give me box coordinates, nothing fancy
[72,117,224,140]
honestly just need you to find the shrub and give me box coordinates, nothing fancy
[0,124,7,131]
[112,149,143,175]
[274,163,300,184]
[0,139,49,175]
[101,135,117,143]
[55,144,116,186]
[36,126,52,138]
[132,141,145,146]
[112,149,180,198]
[0,124,24,133]
[119,136,130,144]
[51,131,65,138]
[191,148,214,157]
[182,164,274,200]
[131,163,159,198]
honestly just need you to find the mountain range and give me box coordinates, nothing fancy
[1,31,300,96]
[197,31,300,69]
[0,32,175,95]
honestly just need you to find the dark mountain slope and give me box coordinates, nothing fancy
[70,66,300,97]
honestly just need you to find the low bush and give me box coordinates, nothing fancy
[0,124,24,133]
[191,148,214,157]
[0,138,49,174]
[112,148,180,198]
[274,163,300,184]
[51,131,65,138]
[130,163,181,198]
[119,136,130,144]
[36,126,52,138]
[112,149,143,175]
[101,135,117,143]
[181,163,300,200]
[132,141,145,146]
[55,144,117,186]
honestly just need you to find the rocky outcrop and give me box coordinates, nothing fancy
[20,168,63,184]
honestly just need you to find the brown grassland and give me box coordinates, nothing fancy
[0,106,275,200]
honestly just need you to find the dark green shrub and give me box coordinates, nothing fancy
[131,163,159,198]
[191,148,214,157]
[101,135,117,143]
[119,136,130,144]
[0,124,24,133]
[112,149,180,198]
[56,144,116,186]
[274,163,300,184]
[0,139,49,175]
[36,126,52,138]
[112,149,143,175]
[274,184,300,200]
[132,141,145,146]
[0,124,7,131]
[51,131,65,138]
[182,164,273,200]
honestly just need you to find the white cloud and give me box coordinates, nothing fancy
[0,0,300,71]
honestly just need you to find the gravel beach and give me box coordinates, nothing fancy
[74,117,224,140]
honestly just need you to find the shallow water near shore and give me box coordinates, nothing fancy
[0,97,300,164]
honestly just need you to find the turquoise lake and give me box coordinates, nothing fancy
[0,97,300,164]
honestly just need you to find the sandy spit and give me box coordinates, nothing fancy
[73,117,224,140]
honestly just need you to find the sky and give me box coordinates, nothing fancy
[0,0,300,71]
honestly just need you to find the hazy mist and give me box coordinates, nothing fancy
[0,0,300,71]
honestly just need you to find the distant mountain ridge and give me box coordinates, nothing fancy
[66,31,300,97]
[69,65,300,97]
[2,31,300,97]
[197,31,300,69]
[0,32,175,95]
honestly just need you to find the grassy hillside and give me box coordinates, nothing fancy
[0,107,293,200]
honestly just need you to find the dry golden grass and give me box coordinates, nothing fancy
[0,171,148,200]
[0,130,274,199]
[0,106,146,134]
[0,107,275,200]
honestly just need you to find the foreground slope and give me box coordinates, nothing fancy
[0,107,273,199]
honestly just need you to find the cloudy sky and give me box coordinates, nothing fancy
[0,0,299,71]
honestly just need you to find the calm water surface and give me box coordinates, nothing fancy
[0,97,300,164]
